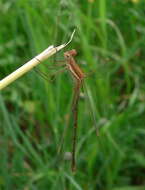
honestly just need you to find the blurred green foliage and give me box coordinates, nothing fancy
[0,0,145,189]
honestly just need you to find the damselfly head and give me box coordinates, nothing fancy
[64,49,77,59]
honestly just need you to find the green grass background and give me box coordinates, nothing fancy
[0,0,145,189]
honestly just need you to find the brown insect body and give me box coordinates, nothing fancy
[35,49,86,172]
[64,49,85,172]
[64,50,85,82]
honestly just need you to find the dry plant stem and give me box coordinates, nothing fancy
[0,29,76,90]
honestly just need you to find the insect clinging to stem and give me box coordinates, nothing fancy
[64,49,85,172]
[34,48,98,172]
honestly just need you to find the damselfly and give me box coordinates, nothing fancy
[34,49,99,172]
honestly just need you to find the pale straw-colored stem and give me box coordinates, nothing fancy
[0,30,75,90]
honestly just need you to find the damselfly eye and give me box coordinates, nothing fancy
[65,54,70,58]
